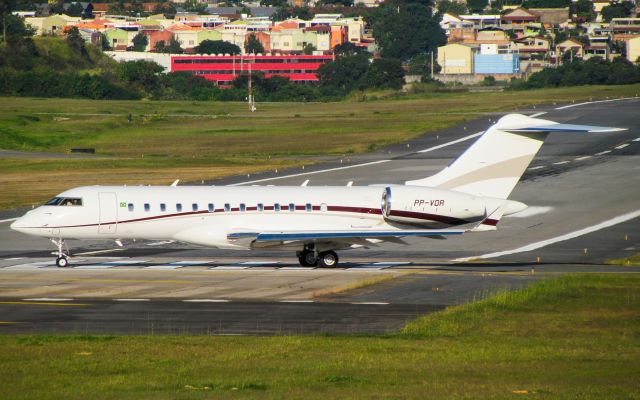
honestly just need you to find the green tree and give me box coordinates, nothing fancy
[369,0,446,61]
[360,57,405,89]
[154,2,177,15]
[317,52,370,92]
[245,34,264,54]
[466,0,488,13]
[65,26,89,61]
[333,42,366,56]
[66,2,84,17]
[167,37,183,53]
[319,0,354,6]
[437,0,467,15]
[260,0,288,6]
[0,0,17,44]
[132,32,148,52]
[303,43,316,55]
[571,0,594,21]
[195,39,241,55]
[183,0,207,13]
[601,0,634,22]
[49,0,65,14]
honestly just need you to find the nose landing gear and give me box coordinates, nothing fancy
[51,238,70,268]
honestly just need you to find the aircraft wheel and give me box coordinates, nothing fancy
[318,251,339,268]
[298,251,318,267]
[56,256,69,268]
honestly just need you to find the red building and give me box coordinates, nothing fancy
[171,54,334,86]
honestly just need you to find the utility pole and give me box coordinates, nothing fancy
[430,51,434,80]
[248,61,256,112]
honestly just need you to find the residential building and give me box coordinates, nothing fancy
[627,36,640,63]
[501,8,540,31]
[25,14,80,35]
[170,54,334,85]
[610,18,640,41]
[514,36,551,60]
[474,43,520,74]
[556,38,584,61]
[438,43,475,74]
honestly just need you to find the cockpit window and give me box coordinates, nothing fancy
[45,197,82,206]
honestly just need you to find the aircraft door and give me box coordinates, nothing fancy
[98,192,118,234]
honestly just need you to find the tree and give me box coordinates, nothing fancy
[245,34,264,54]
[303,43,316,55]
[195,39,241,55]
[437,0,467,15]
[182,0,207,13]
[154,2,176,15]
[361,57,405,89]
[317,53,370,92]
[49,0,65,14]
[571,0,594,21]
[466,0,488,13]
[319,0,354,6]
[333,42,366,56]
[0,0,16,44]
[66,2,84,17]
[167,37,183,54]
[369,0,446,61]
[132,32,148,52]
[271,5,314,21]
[601,0,634,22]
[66,26,89,60]
[260,0,288,6]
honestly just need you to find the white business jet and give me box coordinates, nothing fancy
[11,114,623,268]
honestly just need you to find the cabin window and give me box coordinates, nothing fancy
[240,203,246,212]
[274,203,281,212]
[160,203,166,212]
[192,203,198,212]
[144,203,150,212]
[320,203,327,212]
[224,203,231,212]
[257,203,264,212]
[306,203,312,212]
[128,203,134,212]
[289,203,295,212]
[208,203,214,212]
[176,203,182,212]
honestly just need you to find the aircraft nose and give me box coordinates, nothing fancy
[10,217,26,233]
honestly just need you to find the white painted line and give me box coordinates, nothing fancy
[529,112,547,118]
[183,299,230,303]
[371,262,410,266]
[0,217,18,223]
[351,302,389,305]
[74,249,124,256]
[171,260,211,265]
[3,257,24,261]
[147,240,175,246]
[455,208,640,261]
[228,159,391,186]
[555,97,638,110]
[528,166,544,170]
[115,298,150,302]
[75,265,116,269]
[595,150,611,156]
[280,300,314,303]
[278,267,314,270]
[574,156,592,161]
[210,266,247,270]
[143,265,182,270]
[6,263,52,269]
[507,206,553,219]
[417,131,484,154]
[24,298,73,302]
[103,260,149,265]
[615,143,630,150]
[239,261,280,265]
[633,137,640,142]
[553,160,570,165]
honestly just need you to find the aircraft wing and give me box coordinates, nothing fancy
[227,229,465,249]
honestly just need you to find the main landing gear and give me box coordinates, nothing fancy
[51,238,70,268]
[297,245,339,268]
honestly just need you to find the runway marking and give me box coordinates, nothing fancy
[351,302,389,305]
[574,156,592,161]
[0,301,88,307]
[147,240,175,246]
[615,143,630,150]
[507,206,553,218]
[553,160,570,165]
[0,321,19,324]
[455,208,640,261]
[417,131,484,153]
[101,260,149,266]
[555,97,639,110]
[75,265,117,269]
[183,299,230,303]
[278,266,315,270]
[528,166,544,170]
[0,217,18,223]
[3,258,24,261]
[24,297,73,301]
[210,266,247,270]
[144,265,183,270]
[115,298,150,302]
[239,261,280,265]
[5,262,52,269]
[633,137,640,142]
[529,112,547,118]
[595,150,611,156]
[74,249,124,256]
[171,260,211,265]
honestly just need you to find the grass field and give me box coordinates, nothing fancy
[1,273,639,399]
[1,84,639,210]
[607,252,640,266]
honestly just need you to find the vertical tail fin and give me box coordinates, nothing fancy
[406,114,624,199]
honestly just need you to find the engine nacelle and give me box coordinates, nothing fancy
[381,186,486,228]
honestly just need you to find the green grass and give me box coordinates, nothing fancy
[607,252,640,266]
[1,84,639,210]
[1,273,639,399]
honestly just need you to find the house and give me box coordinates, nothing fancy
[146,30,173,52]
[304,25,331,52]
[104,28,135,50]
[169,24,201,51]
[529,8,569,26]
[437,43,475,74]
[514,36,551,59]
[584,44,610,60]
[626,36,640,63]
[501,8,540,30]
[556,38,584,61]
[459,14,501,30]
[474,44,520,74]
[610,18,640,41]
[25,14,80,35]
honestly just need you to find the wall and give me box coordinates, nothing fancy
[474,53,520,74]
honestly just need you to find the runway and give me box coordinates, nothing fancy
[1,98,639,334]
